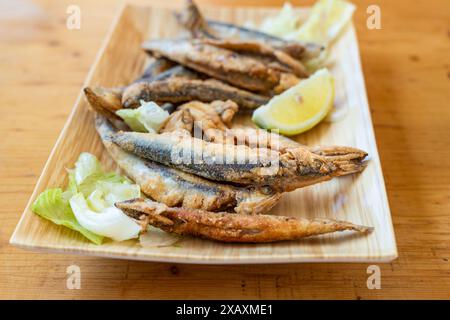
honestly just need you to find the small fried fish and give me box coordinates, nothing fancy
[121,78,269,109]
[96,115,281,214]
[176,0,324,60]
[117,198,373,243]
[202,38,309,78]
[160,108,194,133]
[143,39,280,91]
[109,128,368,192]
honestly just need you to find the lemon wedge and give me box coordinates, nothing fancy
[286,0,356,45]
[252,68,334,136]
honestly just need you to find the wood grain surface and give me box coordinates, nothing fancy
[0,0,449,299]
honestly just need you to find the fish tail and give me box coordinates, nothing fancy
[295,218,374,239]
[318,219,374,234]
[310,146,369,177]
[235,188,282,215]
[333,160,368,176]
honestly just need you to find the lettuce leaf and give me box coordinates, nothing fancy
[259,3,301,37]
[115,109,147,132]
[32,188,104,245]
[73,171,129,198]
[67,152,130,197]
[32,152,142,244]
[72,152,102,185]
[70,193,141,242]
[96,181,140,207]
[87,189,107,212]
[116,100,169,133]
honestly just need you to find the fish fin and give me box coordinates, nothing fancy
[235,187,282,215]
[310,146,369,176]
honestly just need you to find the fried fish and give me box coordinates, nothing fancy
[176,0,324,60]
[96,115,281,214]
[205,127,367,163]
[84,62,200,119]
[179,100,238,133]
[143,39,281,91]
[160,100,238,139]
[117,198,373,243]
[109,128,368,192]
[160,108,194,133]
[201,38,309,78]
[205,127,302,152]
[136,57,177,82]
[121,78,269,109]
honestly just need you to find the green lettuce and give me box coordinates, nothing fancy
[70,193,141,242]
[116,100,169,133]
[32,152,142,244]
[96,181,140,207]
[32,188,104,245]
[73,152,102,185]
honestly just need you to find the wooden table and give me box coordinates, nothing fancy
[1,0,449,299]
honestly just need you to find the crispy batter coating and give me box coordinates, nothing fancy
[142,39,280,91]
[202,38,308,78]
[96,115,281,214]
[175,0,324,60]
[117,198,373,243]
[204,127,368,161]
[122,78,268,109]
[160,109,194,133]
[110,127,368,192]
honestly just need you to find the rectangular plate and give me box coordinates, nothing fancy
[10,4,397,264]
